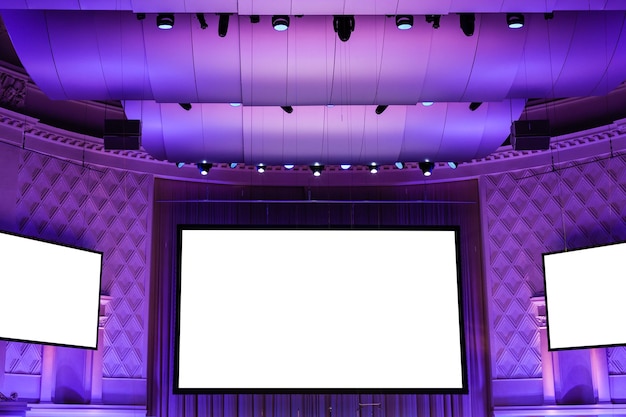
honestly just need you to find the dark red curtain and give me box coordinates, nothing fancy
[148,178,490,417]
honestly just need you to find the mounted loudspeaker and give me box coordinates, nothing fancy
[511,120,550,151]
[103,119,141,150]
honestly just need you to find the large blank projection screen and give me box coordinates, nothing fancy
[544,242,626,351]
[176,227,466,393]
[0,231,103,349]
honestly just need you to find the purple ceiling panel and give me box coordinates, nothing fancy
[398,104,447,162]
[0,10,67,99]
[130,0,180,14]
[26,0,80,10]
[142,14,199,103]
[123,100,166,160]
[79,0,131,11]
[474,99,525,159]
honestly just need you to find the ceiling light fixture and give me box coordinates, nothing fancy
[157,13,175,30]
[507,13,525,29]
[340,164,351,170]
[229,162,238,168]
[419,162,435,177]
[272,15,290,31]
[333,15,355,42]
[395,162,405,169]
[176,162,185,168]
[179,103,192,111]
[469,102,482,111]
[197,162,212,175]
[459,13,475,36]
[256,164,266,173]
[375,105,388,115]
[448,162,459,169]
[425,15,441,29]
[281,105,293,114]
[310,164,324,176]
[395,15,413,30]
[250,15,260,24]
[218,14,230,37]
[422,101,434,107]
[196,13,208,29]
[368,164,379,174]
[230,102,242,107]
[284,164,295,170]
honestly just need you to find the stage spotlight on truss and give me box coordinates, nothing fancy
[218,14,230,37]
[459,13,475,36]
[375,105,388,115]
[281,106,293,114]
[256,164,266,173]
[425,15,441,29]
[157,13,175,30]
[419,162,435,177]
[272,15,290,31]
[469,102,482,111]
[368,164,379,174]
[310,164,324,177]
[179,103,192,111]
[507,13,525,29]
[333,15,355,42]
[195,13,208,29]
[396,15,413,30]
[197,163,212,175]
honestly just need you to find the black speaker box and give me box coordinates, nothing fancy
[511,120,551,151]
[103,119,141,150]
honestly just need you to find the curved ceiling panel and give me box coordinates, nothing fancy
[125,100,523,165]
[3,10,626,104]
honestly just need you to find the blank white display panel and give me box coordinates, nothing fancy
[543,242,626,351]
[0,231,103,349]
[176,228,466,392]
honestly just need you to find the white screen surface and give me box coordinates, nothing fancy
[177,228,465,392]
[543,242,626,350]
[0,231,103,349]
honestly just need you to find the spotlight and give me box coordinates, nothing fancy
[340,164,351,170]
[422,101,434,107]
[375,105,388,115]
[281,105,293,114]
[179,103,192,111]
[310,164,324,176]
[368,164,378,174]
[459,13,475,36]
[229,162,238,168]
[176,162,185,168]
[196,13,208,29]
[157,13,175,30]
[218,13,230,37]
[425,14,441,29]
[272,15,290,31]
[507,13,524,29]
[395,162,405,169]
[136,13,146,21]
[250,15,260,24]
[284,164,295,170]
[448,161,459,169]
[544,12,554,20]
[256,164,266,173]
[333,15,355,42]
[230,102,242,107]
[469,102,482,111]
[197,162,212,175]
[395,15,413,30]
[419,162,435,177]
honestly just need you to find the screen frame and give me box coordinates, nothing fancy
[0,229,103,350]
[543,240,626,352]
[174,225,468,395]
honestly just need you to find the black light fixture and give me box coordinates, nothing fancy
[250,15,260,24]
[197,162,212,175]
[272,15,290,31]
[256,164,266,173]
[375,105,388,115]
[218,14,230,37]
[448,161,459,169]
[136,13,146,21]
[507,13,524,29]
[281,105,293,114]
[333,15,355,42]
[395,15,413,30]
[229,162,238,169]
[469,102,482,111]
[459,13,475,36]
[176,162,185,168]
[419,162,435,177]
[196,13,208,29]
[179,103,192,111]
[157,13,175,30]
[368,164,379,174]
[395,162,405,169]
[544,12,554,20]
[425,14,441,29]
[310,164,325,177]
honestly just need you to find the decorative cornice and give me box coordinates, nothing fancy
[0,70,28,108]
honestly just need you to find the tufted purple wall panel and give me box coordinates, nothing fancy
[4,150,152,379]
[483,154,626,380]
